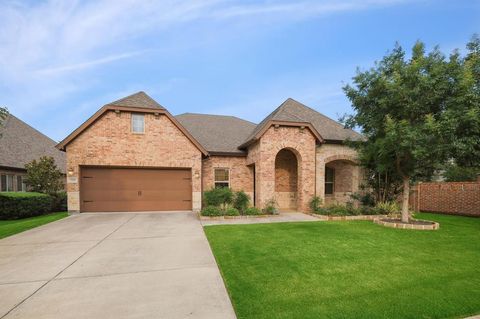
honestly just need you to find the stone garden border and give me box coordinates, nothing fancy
[198,213,280,221]
[306,213,387,221]
[374,218,440,230]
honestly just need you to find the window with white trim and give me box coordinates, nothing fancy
[325,167,335,195]
[214,168,230,188]
[131,113,145,133]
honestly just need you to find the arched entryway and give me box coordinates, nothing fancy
[275,148,299,210]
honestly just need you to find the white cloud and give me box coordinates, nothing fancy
[35,50,145,75]
[0,0,412,124]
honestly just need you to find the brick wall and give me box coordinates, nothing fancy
[66,110,203,212]
[410,181,480,217]
[247,125,316,212]
[202,155,254,203]
[316,144,361,206]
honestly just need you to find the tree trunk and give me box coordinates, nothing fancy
[401,176,410,223]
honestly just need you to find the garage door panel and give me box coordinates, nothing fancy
[81,167,192,212]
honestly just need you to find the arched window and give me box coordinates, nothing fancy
[325,167,335,195]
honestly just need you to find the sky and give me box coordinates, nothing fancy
[0,0,479,142]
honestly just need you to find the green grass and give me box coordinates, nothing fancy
[204,213,480,319]
[0,212,68,239]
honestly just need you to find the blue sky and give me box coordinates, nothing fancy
[1,0,479,141]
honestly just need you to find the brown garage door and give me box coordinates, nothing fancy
[80,167,192,212]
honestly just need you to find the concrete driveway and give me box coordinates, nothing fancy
[0,212,236,319]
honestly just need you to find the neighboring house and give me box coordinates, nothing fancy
[57,92,363,213]
[0,114,66,192]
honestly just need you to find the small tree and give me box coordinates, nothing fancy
[0,106,8,135]
[343,41,473,222]
[443,164,479,182]
[25,156,63,194]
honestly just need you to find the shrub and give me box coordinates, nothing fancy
[50,191,67,211]
[263,198,278,215]
[203,187,234,207]
[244,207,262,215]
[0,192,53,220]
[233,191,250,213]
[225,207,240,216]
[325,204,355,216]
[25,156,63,194]
[311,203,380,216]
[350,191,376,207]
[375,201,400,216]
[309,196,322,213]
[200,206,223,216]
[443,164,479,182]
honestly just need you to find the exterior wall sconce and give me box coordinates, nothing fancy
[68,169,74,176]
[194,170,200,179]
[114,110,121,117]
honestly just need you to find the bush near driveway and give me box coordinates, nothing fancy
[0,192,68,220]
[202,188,255,216]
[200,206,223,217]
[244,207,261,215]
[0,192,53,219]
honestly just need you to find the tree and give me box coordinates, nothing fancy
[441,35,480,169]
[443,164,479,182]
[25,156,63,194]
[343,40,475,223]
[0,106,8,132]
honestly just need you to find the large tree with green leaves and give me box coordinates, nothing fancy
[343,37,480,223]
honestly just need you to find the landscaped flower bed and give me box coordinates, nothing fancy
[199,187,278,219]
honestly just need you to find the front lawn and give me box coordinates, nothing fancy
[0,212,68,239]
[205,213,480,319]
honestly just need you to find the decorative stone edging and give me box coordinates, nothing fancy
[197,213,280,221]
[373,218,440,230]
[306,213,387,221]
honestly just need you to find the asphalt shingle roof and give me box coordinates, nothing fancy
[0,114,66,173]
[243,98,363,144]
[175,113,256,155]
[107,91,165,109]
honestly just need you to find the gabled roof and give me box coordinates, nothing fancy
[176,113,256,155]
[56,92,208,155]
[0,114,66,173]
[106,91,165,109]
[240,98,363,148]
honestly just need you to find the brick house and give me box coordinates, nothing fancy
[0,114,66,192]
[57,92,363,213]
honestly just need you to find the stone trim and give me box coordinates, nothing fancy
[374,218,440,230]
[306,213,387,221]
[197,213,280,220]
